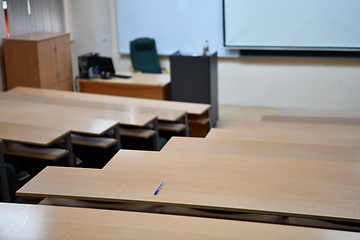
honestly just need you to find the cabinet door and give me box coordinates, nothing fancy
[55,35,72,82]
[37,39,57,87]
[3,40,41,90]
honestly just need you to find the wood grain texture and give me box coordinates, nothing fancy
[262,115,360,126]
[0,108,118,136]
[37,39,57,87]
[77,73,170,99]
[2,33,71,91]
[280,109,360,118]
[2,40,40,90]
[0,96,156,127]
[206,128,360,146]
[2,203,359,240]
[119,127,156,138]
[10,86,209,116]
[158,122,186,132]
[0,121,69,146]
[54,35,73,81]
[69,134,117,148]
[161,137,360,162]
[38,197,360,232]
[236,121,360,136]
[3,142,68,160]
[78,80,169,100]
[17,149,360,223]
[4,89,182,122]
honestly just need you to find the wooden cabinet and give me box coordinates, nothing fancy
[2,32,73,91]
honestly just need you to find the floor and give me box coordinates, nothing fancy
[215,105,282,129]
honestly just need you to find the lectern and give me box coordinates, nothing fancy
[170,52,218,127]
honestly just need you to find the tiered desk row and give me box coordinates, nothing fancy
[0,87,210,199]
[2,95,360,238]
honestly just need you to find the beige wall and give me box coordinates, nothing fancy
[67,0,360,110]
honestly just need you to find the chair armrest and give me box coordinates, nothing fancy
[130,65,142,73]
[161,67,171,74]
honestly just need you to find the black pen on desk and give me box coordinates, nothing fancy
[154,181,165,195]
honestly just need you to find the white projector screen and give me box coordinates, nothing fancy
[224,0,360,51]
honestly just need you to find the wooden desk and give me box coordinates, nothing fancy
[0,94,157,128]
[76,73,171,100]
[0,108,119,137]
[262,115,360,126]
[206,128,360,146]
[8,87,188,122]
[161,137,360,162]
[0,121,71,146]
[0,96,160,149]
[0,108,120,151]
[236,121,360,136]
[2,203,358,239]
[17,150,360,224]
[0,139,10,202]
[9,86,211,136]
[0,121,74,167]
[281,109,360,118]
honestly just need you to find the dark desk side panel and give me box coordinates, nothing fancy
[170,53,218,126]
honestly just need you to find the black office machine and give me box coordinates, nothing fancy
[78,53,130,79]
[78,52,100,78]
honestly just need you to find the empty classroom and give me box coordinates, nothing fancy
[1,0,360,239]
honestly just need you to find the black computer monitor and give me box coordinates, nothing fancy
[98,56,115,75]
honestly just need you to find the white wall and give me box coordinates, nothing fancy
[64,0,113,81]
[67,0,360,111]
[217,58,360,110]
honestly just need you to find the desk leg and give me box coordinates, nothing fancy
[63,134,75,167]
[152,118,160,151]
[114,125,122,150]
[184,113,189,137]
[0,142,11,202]
[207,108,212,130]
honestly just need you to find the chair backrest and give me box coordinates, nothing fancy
[130,38,162,73]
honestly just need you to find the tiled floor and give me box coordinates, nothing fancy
[215,105,282,129]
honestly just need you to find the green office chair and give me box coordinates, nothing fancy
[130,37,170,74]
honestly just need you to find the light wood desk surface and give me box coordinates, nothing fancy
[2,203,358,240]
[281,109,360,118]
[0,94,157,127]
[0,108,118,136]
[262,115,360,126]
[236,121,360,135]
[10,86,208,118]
[0,121,70,146]
[0,121,75,166]
[5,88,185,122]
[206,128,360,146]
[17,150,360,223]
[162,137,360,162]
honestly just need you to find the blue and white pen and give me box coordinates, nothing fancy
[154,181,165,195]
